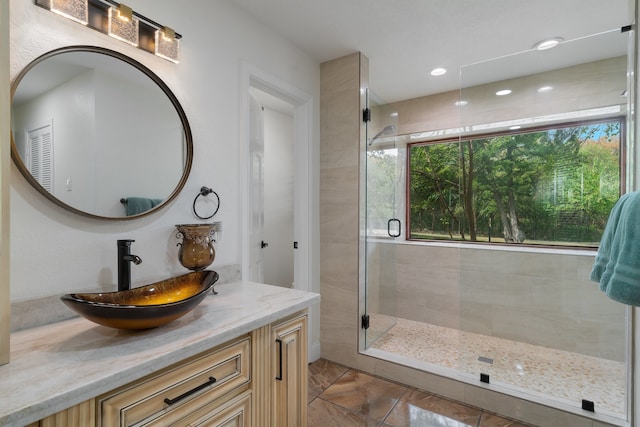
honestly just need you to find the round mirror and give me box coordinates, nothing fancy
[10,46,193,220]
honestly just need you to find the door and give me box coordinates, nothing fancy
[256,91,295,288]
[363,89,401,349]
[248,89,296,287]
[26,120,54,194]
[248,93,265,282]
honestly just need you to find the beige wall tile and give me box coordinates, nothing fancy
[320,53,363,368]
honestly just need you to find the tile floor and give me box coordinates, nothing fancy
[308,358,534,427]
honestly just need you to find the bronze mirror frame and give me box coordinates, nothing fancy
[10,45,193,220]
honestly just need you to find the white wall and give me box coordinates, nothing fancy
[263,107,294,287]
[8,0,320,300]
[1,0,10,365]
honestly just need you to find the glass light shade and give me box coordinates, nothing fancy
[50,0,88,25]
[155,28,180,63]
[108,6,139,46]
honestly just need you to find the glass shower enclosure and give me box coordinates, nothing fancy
[361,27,632,424]
[362,89,400,349]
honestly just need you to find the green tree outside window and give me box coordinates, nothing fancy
[407,119,622,247]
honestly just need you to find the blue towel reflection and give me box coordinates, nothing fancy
[122,197,163,216]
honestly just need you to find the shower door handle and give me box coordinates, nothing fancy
[388,219,401,238]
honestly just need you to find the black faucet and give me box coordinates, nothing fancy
[117,239,142,291]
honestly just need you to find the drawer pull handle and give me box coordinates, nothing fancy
[275,339,283,381]
[163,376,217,406]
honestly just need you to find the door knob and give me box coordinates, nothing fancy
[261,240,269,248]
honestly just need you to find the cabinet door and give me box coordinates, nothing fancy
[271,315,307,427]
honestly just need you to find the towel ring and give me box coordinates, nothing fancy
[193,186,220,220]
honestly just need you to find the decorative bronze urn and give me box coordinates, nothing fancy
[175,224,215,271]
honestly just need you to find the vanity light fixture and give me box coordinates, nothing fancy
[496,89,512,96]
[155,26,180,63]
[430,67,447,76]
[537,86,553,93]
[36,0,182,63]
[50,0,88,25]
[108,3,139,46]
[454,100,468,107]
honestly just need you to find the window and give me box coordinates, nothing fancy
[407,118,623,248]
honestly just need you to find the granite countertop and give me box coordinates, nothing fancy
[0,281,320,427]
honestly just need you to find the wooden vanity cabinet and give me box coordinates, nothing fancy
[25,310,308,427]
[271,314,308,427]
[250,312,308,427]
[97,335,252,426]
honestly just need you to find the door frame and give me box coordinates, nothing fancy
[240,62,313,297]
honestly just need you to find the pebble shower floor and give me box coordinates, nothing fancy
[368,314,625,418]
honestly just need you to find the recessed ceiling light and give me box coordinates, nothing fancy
[533,37,564,51]
[496,89,512,96]
[454,100,468,107]
[430,67,447,76]
[390,112,398,117]
[537,86,553,93]
[510,125,521,130]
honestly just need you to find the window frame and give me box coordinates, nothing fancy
[405,116,627,250]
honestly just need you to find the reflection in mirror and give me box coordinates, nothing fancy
[11,46,192,219]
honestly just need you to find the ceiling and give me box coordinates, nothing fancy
[230,0,632,103]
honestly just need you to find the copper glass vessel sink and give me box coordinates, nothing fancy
[61,270,219,330]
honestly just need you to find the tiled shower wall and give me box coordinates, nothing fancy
[366,242,626,361]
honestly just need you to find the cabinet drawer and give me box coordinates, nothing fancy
[99,336,251,427]
[142,390,252,427]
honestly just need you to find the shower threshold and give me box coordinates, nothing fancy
[365,314,625,420]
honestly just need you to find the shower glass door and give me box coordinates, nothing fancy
[359,17,631,426]
[455,29,631,420]
[363,89,401,349]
